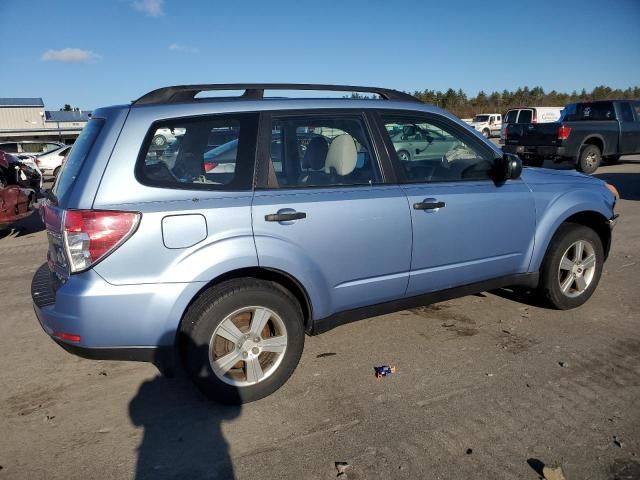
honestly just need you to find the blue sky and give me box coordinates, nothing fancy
[1,0,639,110]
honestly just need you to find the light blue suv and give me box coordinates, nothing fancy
[32,84,619,404]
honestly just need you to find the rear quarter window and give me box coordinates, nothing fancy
[136,113,259,191]
[52,118,105,201]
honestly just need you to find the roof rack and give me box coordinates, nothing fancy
[133,83,421,105]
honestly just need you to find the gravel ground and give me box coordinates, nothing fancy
[1,157,639,480]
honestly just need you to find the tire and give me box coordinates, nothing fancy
[180,278,305,404]
[603,155,620,165]
[482,129,490,138]
[524,157,544,167]
[576,144,601,174]
[539,223,604,310]
[53,166,61,178]
[152,134,167,147]
[397,149,411,162]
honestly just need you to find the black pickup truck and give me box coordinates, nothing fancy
[503,100,640,173]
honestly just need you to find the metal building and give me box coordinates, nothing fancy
[0,98,90,144]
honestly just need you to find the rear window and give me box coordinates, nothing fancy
[504,110,518,123]
[0,143,18,153]
[53,118,105,201]
[136,113,258,191]
[563,102,616,121]
[516,110,532,123]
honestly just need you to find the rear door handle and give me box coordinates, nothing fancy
[413,200,445,210]
[265,211,307,222]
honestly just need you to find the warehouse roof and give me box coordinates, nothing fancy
[0,97,45,107]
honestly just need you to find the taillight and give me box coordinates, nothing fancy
[203,162,217,172]
[63,210,140,272]
[532,111,537,123]
[504,125,509,137]
[557,124,571,140]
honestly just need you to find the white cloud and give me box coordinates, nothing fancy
[133,0,164,17]
[41,48,100,63]
[168,43,199,53]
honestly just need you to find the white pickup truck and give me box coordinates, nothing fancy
[468,113,502,138]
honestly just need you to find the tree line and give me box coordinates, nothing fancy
[410,85,640,118]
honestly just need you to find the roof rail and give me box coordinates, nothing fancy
[133,83,421,105]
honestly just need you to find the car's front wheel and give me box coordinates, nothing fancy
[482,128,490,138]
[180,279,305,404]
[539,224,604,309]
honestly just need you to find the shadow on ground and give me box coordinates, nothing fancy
[129,337,241,480]
[129,374,241,479]
[0,210,45,240]
[594,172,640,201]
[489,286,548,308]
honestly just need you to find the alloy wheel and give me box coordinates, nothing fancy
[557,240,597,298]
[208,306,288,387]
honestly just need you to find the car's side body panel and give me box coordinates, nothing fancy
[252,185,413,320]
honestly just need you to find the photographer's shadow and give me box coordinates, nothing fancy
[129,338,241,479]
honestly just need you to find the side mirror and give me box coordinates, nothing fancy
[495,153,522,181]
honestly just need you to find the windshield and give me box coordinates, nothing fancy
[52,118,104,204]
[473,115,490,122]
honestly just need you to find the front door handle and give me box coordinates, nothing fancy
[265,211,307,222]
[413,200,445,210]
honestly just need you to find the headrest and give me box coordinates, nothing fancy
[325,134,357,176]
[302,136,328,170]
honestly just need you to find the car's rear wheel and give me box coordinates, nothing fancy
[53,166,61,178]
[180,279,305,404]
[539,223,604,309]
[576,144,601,174]
[482,128,490,138]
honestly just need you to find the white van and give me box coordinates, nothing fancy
[500,107,563,143]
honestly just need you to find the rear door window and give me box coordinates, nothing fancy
[53,118,105,201]
[137,113,259,190]
[263,114,382,189]
[620,102,634,122]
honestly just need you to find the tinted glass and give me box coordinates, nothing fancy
[0,143,18,153]
[267,115,381,188]
[564,102,615,121]
[516,110,532,123]
[53,118,105,201]
[505,110,518,123]
[620,102,634,122]
[137,113,258,190]
[382,116,494,182]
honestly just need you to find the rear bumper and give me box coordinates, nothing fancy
[31,263,201,365]
[503,144,567,159]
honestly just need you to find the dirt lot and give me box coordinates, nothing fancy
[1,158,639,480]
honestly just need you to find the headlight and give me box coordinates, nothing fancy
[606,182,619,200]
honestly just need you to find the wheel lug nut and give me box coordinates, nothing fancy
[242,351,248,358]
[254,337,261,343]
[252,347,259,355]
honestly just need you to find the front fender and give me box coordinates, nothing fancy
[529,188,613,272]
